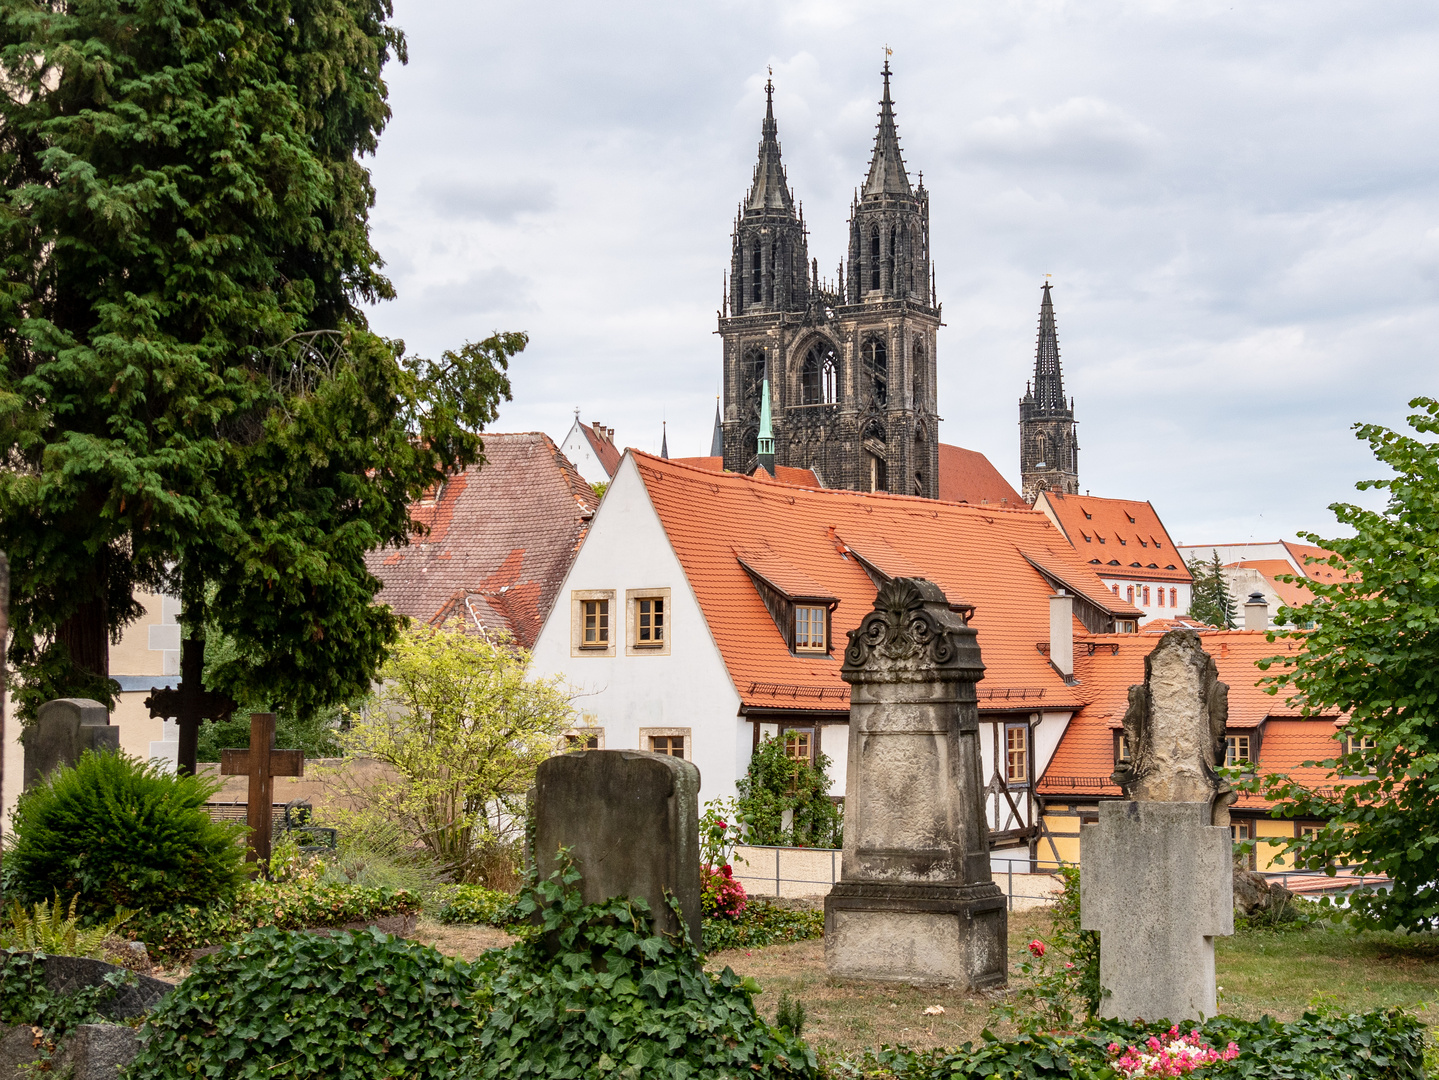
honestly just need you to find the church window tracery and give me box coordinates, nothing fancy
[751,246,761,302]
[742,349,765,411]
[799,341,839,405]
[869,228,881,292]
[861,337,888,406]
[912,340,926,404]
[887,226,897,293]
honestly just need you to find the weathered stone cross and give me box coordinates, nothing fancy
[144,636,237,776]
[221,712,303,867]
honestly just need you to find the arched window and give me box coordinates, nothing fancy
[912,340,926,405]
[742,426,758,460]
[1035,433,1048,468]
[1143,586,1151,605]
[751,245,761,303]
[1170,587,1178,608]
[913,430,926,495]
[1126,586,1135,603]
[799,342,839,405]
[742,349,765,410]
[771,238,780,305]
[1157,587,1166,608]
[869,228,881,292]
[861,337,888,406]
[887,225,897,293]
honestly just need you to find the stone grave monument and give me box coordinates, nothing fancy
[1081,628,1236,1021]
[824,578,1007,987]
[532,749,702,944]
[21,698,119,789]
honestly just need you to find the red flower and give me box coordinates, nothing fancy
[716,821,728,830]
[1027,939,1046,958]
[721,864,733,877]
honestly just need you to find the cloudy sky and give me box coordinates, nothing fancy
[362,0,1439,546]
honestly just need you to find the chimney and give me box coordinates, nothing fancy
[1244,591,1268,632]
[1049,590,1074,678]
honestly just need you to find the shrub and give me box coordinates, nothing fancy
[845,1009,1425,1079]
[995,865,1102,1032]
[128,927,481,1080]
[703,897,824,954]
[702,863,748,918]
[7,751,246,919]
[133,879,421,959]
[435,885,518,926]
[735,734,843,847]
[471,861,819,1078]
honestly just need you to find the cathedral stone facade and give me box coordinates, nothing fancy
[1018,283,1080,503]
[718,66,940,499]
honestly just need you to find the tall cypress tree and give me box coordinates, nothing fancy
[0,2,519,719]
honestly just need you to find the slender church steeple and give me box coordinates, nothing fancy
[756,376,775,475]
[863,61,912,197]
[1019,282,1079,503]
[709,397,724,457]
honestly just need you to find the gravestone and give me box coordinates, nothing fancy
[1081,629,1235,1021]
[532,750,702,944]
[21,698,119,789]
[220,712,303,867]
[824,578,1007,987]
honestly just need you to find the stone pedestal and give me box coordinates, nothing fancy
[1081,800,1233,1021]
[533,749,702,944]
[21,698,118,789]
[824,579,1007,987]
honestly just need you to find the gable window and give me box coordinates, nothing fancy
[635,596,664,644]
[1225,734,1252,767]
[1005,724,1029,786]
[584,600,609,645]
[795,605,828,652]
[1114,732,1131,767]
[570,590,616,656]
[625,588,671,656]
[1343,732,1376,758]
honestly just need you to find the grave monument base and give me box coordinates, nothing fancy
[1081,800,1233,1021]
[824,880,1007,986]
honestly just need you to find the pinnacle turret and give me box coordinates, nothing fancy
[1028,282,1066,412]
[862,61,912,198]
[745,77,794,214]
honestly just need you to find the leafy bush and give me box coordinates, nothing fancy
[996,865,1103,1031]
[837,1009,1425,1079]
[7,751,246,919]
[0,895,133,958]
[133,878,420,958]
[471,861,819,1078]
[0,949,135,1071]
[435,884,518,926]
[703,897,824,954]
[736,734,843,847]
[128,927,481,1080]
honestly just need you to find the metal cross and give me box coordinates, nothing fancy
[144,636,237,776]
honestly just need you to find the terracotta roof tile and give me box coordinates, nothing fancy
[936,444,1022,506]
[1038,492,1192,583]
[631,452,1137,714]
[366,433,598,648]
[581,423,623,478]
[1282,541,1357,584]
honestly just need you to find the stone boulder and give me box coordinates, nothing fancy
[1233,867,1296,916]
[0,1023,139,1080]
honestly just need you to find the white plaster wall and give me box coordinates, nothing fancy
[1032,709,1072,782]
[559,417,611,487]
[1099,576,1192,623]
[1176,542,1295,572]
[529,454,748,803]
[821,722,848,797]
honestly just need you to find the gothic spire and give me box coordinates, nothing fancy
[1031,282,1066,412]
[862,61,912,198]
[746,76,794,213]
[709,398,724,457]
[756,375,775,474]
[660,421,669,460]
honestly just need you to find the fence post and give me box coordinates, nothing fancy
[1008,860,1014,912]
[831,848,837,886]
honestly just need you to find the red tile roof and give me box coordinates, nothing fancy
[1037,629,1341,804]
[581,422,623,478]
[1231,559,1315,609]
[1037,492,1192,584]
[937,444,1022,506]
[670,456,823,489]
[1282,541,1357,584]
[367,433,598,648]
[630,451,1143,715]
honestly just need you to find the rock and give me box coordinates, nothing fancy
[1234,867,1296,916]
[0,1023,140,1080]
[40,955,172,1019]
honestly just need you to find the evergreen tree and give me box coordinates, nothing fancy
[0,2,520,718]
[1187,550,1237,629]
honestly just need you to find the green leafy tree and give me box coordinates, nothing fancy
[334,621,575,883]
[735,734,843,848]
[0,1,521,720]
[1247,398,1439,931]
[1187,550,1238,629]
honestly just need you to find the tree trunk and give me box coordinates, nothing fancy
[56,596,109,681]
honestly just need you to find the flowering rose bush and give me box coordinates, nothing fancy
[1109,1026,1239,1077]
[701,863,748,919]
[1028,939,1046,958]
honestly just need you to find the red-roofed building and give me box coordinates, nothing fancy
[366,432,599,648]
[1036,625,1350,872]
[937,444,1022,506]
[560,412,623,487]
[530,450,1145,861]
[1035,491,1193,623]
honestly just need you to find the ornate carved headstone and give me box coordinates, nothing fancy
[21,698,119,789]
[532,750,703,944]
[1081,629,1236,1021]
[824,578,1006,987]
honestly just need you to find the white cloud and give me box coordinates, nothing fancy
[964,97,1157,170]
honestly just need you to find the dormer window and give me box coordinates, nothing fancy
[1082,533,1091,542]
[795,606,828,651]
[1126,513,1136,523]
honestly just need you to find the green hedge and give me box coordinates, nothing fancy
[434,884,517,926]
[134,879,420,958]
[703,897,824,953]
[839,1010,1424,1079]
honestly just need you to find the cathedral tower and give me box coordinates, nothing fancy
[1018,283,1079,502]
[719,64,940,498]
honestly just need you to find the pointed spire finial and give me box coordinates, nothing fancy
[1032,280,1066,412]
[710,396,724,457]
[661,420,669,460]
[744,69,794,214]
[862,54,911,197]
